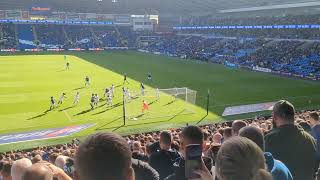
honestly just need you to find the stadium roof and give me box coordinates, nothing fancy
[0,0,319,16]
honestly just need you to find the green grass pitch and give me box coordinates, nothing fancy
[0,51,319,152]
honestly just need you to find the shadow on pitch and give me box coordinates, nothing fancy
[74,109,92,116]
[95,116,123,130]
[59,106,75,112]
[73,86,85,91]
[97,109,186,132]
[26,109,51,120]
[148,100,158,105]
[92,102,123,115]
[164,99,176,106]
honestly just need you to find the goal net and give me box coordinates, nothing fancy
[123,87,197,121]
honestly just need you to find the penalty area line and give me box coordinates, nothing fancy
[63,110,73,122]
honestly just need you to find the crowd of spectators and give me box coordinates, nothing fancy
[142,35,320,79]
[36,25,67,48]
[182,14,320,26]
[1,14,320,78]
[179,14,320,39]
[0,100,319,180]
[0,23,17,49]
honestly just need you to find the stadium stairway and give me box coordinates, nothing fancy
[62,26,71,43]
[0,25,3,40]
[17,24,36,49]
[14,24,19,47]
[32,25,38,44]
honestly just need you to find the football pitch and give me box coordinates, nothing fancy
[0,51,319,152]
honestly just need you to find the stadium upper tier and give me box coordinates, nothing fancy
[0,0,318,16]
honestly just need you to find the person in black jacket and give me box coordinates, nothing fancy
[132,141,148,162]
[132,158,159,180]
[164,126,212,180]
[149,131,180,180]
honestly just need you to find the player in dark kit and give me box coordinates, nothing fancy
[90,94,95,110]
[85,76,90,87]
[141,83,145,96]
[50,96,56,110]
[147,72,152,81]
[123,73,129,84]
[66,62,70,70]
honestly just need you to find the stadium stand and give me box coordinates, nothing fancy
[1,19,320,79]
[17,24,36,49]
[36,25,66,48]
[0,24,17,49]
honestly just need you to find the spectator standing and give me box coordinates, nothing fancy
[231,120,247,136]
[132,158,159,180]
[222,127,232,141]
[214,136,272,180]
[265,100,317,180]
[239,126,293,180]
[11,158,32,180]
[309,112,320,169]
[132,141,148,162]
[149,131,180,180]
[73,132,134,180]
[1,161,12,180]
[165,126,212,180]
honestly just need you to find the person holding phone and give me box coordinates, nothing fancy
[164,126,212,180]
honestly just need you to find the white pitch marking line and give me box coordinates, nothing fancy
[63,110,73,122]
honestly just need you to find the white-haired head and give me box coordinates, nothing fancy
[55,155,68,169]
[11,158,32,180]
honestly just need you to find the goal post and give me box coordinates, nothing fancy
[123,87,197,121]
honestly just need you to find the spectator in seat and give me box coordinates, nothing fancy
[132,158,159,180]
[213,136,272,180]
[1,161,12,180]
[132,141,148,162]
[231,120,247,136]
[11,158,32,180]
[73,132,134,180]
[149,131,180,180]
[239,126,293,180]
[165,126,212,180]
[265,100,316,180]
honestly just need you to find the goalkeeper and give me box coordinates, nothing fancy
[141,100,149,113]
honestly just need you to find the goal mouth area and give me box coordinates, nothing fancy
[124,87,197,122]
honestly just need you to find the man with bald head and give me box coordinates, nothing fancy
[11,158,32,180]
[22,163,53,180]
[22,163,72,180]
[231,120,247,136]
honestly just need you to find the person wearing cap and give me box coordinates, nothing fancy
[265,100,316,180]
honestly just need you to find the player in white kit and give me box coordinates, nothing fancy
[58,93,67,104]
[73,92,80,105]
